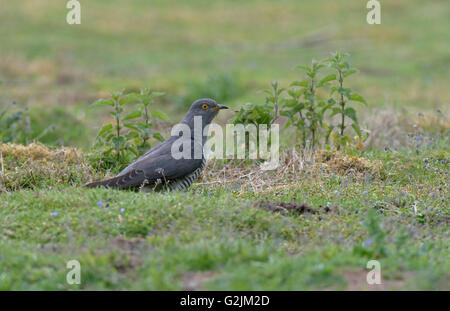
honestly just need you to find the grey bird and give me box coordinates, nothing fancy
[86,98,228,191]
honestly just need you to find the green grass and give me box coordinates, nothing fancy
[1,137,448,290]
[0,1,448,290]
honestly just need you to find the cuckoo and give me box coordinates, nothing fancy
[86,98,228,191]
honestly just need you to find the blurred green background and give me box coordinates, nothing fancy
[0,1,449,291]
[1,0,448,148]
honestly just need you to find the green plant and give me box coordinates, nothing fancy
[230,82,283,160]
[0,102,30,143]
[359,208,388,258]
[233,81,285,127]
[26,106,90,148]
[122,88,168,154]
[0,100,87,147]
[94,90,136,167]
[283,60,334,150]
[0,101,57,145]
[91,88,168,171]
[264,81,285,125]
[236,52,367,152]
[326,52,367,150]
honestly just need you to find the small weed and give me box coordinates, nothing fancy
[0,101,33,144]
[326,52,367,150]
[89,88,168,171]
[234,52,368,155]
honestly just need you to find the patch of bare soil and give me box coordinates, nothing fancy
[180,271,218,291]
[258,201,330,216]
[109,237,146,273]
[440,215,450,224]
[340,268,412,291]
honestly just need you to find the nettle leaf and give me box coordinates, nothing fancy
[123,111,142,121]
[321,100,336,114]
[263,89,273,96]
[290,80,308,88]
[296,65,310,72]
[296,88,306,97]
[291,105,305,114]
[330,86,338,96]
[266,95,275,104]
[330,107,341,117]
[350,93,367,105]
[105,133,115,141]
[338,87,351,98]
[149,91,165,98]
[283,99,298,108]
[109,111,121,118]
[329,63,340,71]
[128,147,139,156]
[112,136,125,149]
[296,102,305,110]
[284,119,292,128]
[135,121,151,128]
[123,123,139,131]
[306,93,315,102]
[126,131,139,139]
[110,90,124,101]
[120,96,138,105]
[327,98,336,105]
[151,110,169,121]
[318,74,336,86]
[287,89,296,97]
[344,107,358,122]
[93,99,114,107]
[277,87,286,95]
[153,132,165,142]
[97,124,113,137]
[343,69,358,77]
[314,63,326,71]
[307,72,316,79]
[124,93,141,103]
[352,122,362,137]
[280,110,292,117]
[325,124,334,141]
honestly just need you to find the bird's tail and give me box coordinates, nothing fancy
[85,176,121,189]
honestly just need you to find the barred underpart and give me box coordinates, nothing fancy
[141,157,206,192]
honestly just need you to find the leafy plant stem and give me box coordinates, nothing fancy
[114,98,121,161]
[338,69,345,150]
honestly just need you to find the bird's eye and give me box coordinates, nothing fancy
[201,104,209,110]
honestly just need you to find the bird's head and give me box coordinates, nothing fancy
[183,98,228,127]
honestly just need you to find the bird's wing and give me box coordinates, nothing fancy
[118,136,177,176]
[87,155,202,189]
[86,137,203,189]
[86,155,203,189]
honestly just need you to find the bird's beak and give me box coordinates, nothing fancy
[217,104,229,110]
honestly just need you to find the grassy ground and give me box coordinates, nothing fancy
[0,1,449,290]
[0,134,448,290]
